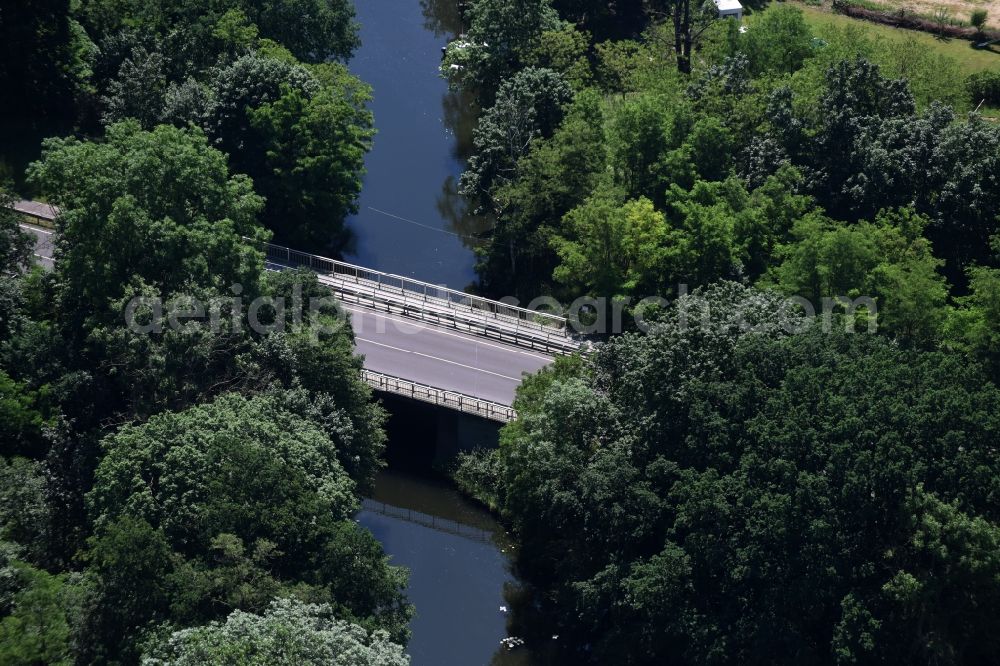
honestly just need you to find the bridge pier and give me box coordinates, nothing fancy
[380,393,501,471]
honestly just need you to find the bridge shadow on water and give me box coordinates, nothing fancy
[358,394,545,666]
[379,392,502,472]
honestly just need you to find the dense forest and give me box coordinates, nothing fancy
[2,0,1000,664]
[1,1,409,664]
[448,0,1000,664]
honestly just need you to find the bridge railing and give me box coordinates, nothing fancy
[361,370,517,423]
[256,240,582,355]
[9,198,581,355]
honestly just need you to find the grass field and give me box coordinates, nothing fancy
[789,1,1000,75]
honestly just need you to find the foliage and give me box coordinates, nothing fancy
[248,66,375,248]
[200,54,374,249]
[767,207,948,345]
[0,371,51,457]
[441,0,563,99]
[27,120,267,331]
[461,67,575,211]
[0,554,81,666]
[79,391,408,661]
[76,0,359,63]
[88,391,356,562]
[141,597,409,666]
[552,189,670,302]
[524,24,594,88]
[971,9,989,31]
[477,89,608,298]
[0,458,53,568]
[967,69,1000,106]
[943,265,1000,377]
[732,5,814,76]
[0,190,34,275]
[101,47,168,129]
[486,283,1000,664]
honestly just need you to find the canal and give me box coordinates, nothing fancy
[346,0,488,289]
[357,469,534,666]
[348,2,534,665]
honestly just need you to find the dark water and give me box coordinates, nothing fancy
[346,0,489,290]
[357,469,536,666]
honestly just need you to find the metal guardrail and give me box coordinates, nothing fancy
[258,241,582,355]
[12,200,59,224]
[8,200,579,355]
[361,370,516,423]
[261,241,565,329]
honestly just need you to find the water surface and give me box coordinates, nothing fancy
[357,469,535,666]
[347,0,487,289]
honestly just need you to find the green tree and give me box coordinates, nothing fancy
[0,190,33,275]
[441,0,563,98]
[141,598,409,666]
[768,208,948,344]
[809,58,916,220]
[644,0,719,74]
[734,5,814,76]
[0,458,53,566]
[75,516,176,665]
[0,556,80,666]
[248,65,375,249]
[101,46,168,128]
[204,54,374,250]
[27,120,267,333]
[461,67,574,212]
[478,89,607,297]
[552,190,670,303]
[87,391,408,628]
[77,0,359,63]
[481,283,1000,664]
[524,24,593,88]
[87,392,357,561]
[943,265,1000,377]
[971,9,989,33]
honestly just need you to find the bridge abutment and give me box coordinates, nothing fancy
[380,393,501,472]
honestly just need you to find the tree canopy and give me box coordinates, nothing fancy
[460,284,1000,664]
[141,598,409,666]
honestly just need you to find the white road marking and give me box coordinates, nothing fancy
[17,225,556,369]
[355,337,524,382]
[18,223,54,236]
[342,304,554,362]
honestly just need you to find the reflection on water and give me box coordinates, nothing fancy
[419,0,466,38]
[346,0,490,289]
[357,469,536,666]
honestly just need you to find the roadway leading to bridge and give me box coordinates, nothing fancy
[20,221,553,406]
[347,304,552,405]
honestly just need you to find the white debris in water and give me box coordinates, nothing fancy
[500,637,525,651]
[499,605,508,613]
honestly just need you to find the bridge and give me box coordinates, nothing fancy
[13,200,579,422]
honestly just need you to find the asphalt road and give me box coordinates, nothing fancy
[20,222,55,270]
[346,304,553,406]
[21,222,553,405]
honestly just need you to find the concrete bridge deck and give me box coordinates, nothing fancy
[14,201,559,417]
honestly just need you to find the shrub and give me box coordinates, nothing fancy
[967,70,1000,107]
[971,9,989,31]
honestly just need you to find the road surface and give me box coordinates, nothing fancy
[20,221,552,406]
